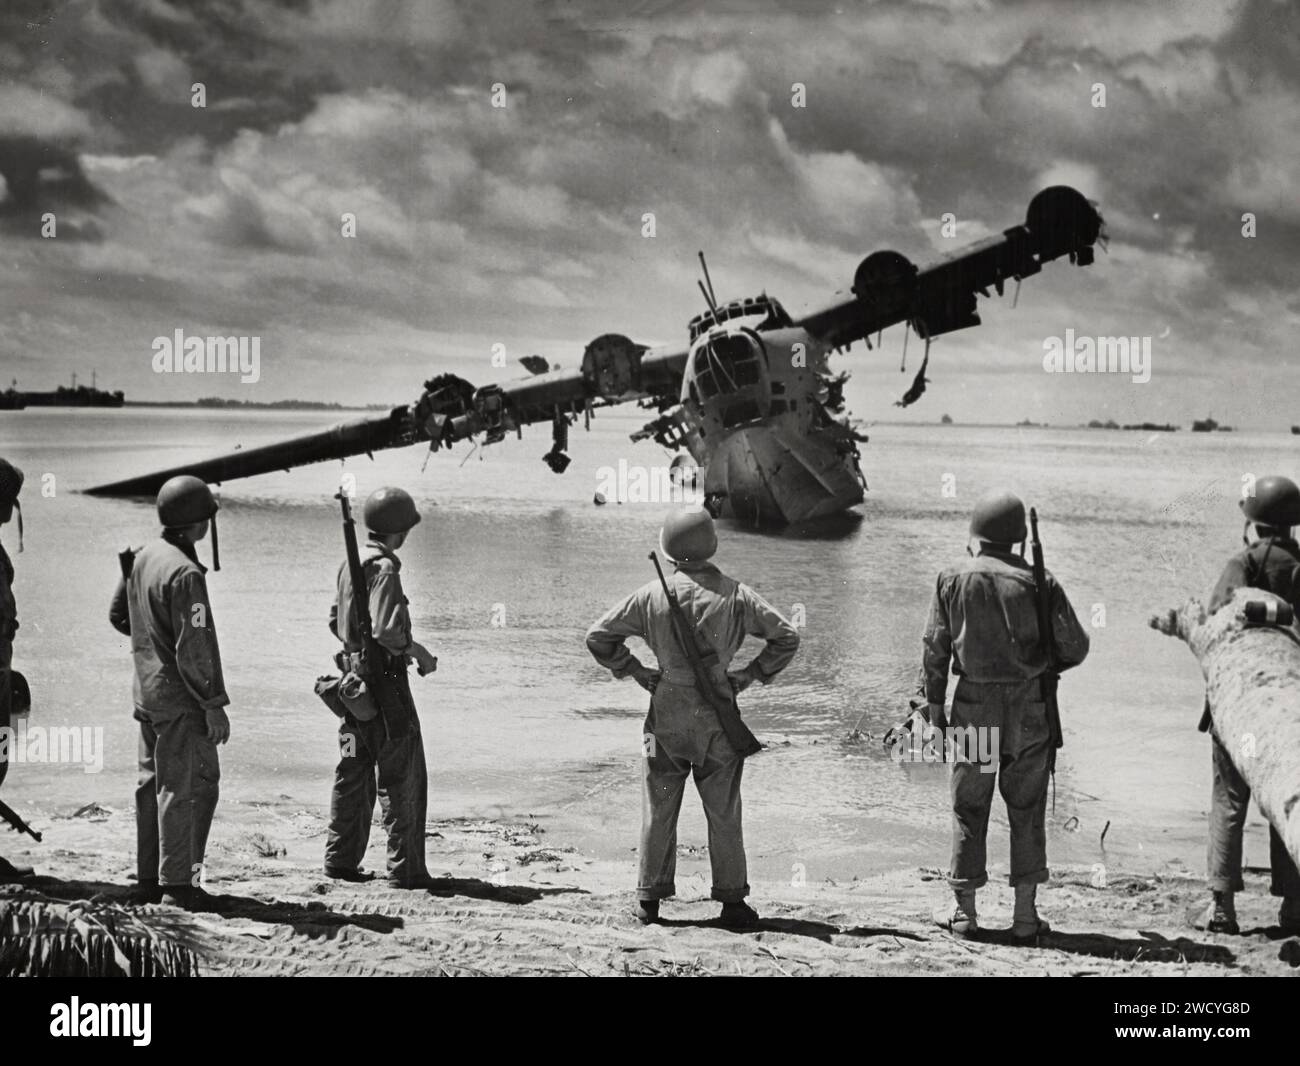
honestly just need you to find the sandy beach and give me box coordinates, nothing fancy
[6,796,1297,977]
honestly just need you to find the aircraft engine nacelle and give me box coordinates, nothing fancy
[852,250,917,314]
[1025,185,1103,265]
[582,333,643,400]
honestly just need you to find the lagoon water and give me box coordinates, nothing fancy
[2,406,1293,886]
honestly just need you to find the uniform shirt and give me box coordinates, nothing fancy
[1208,537,1300,612]
[921,548,1090,705]
[0,542,15,667]
[585,561,799,684]
[111,533,229,720]
[329,542,413,657]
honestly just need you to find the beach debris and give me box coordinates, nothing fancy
[517,847,576,867]
[69,802,114,820]
[1100,820,1111,848]
[244,832,286,859]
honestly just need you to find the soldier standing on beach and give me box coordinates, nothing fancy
[586,505,799,930]
[921,489,1090,941]
[109,476,230,911]
[1188,475,1300,936]
[0,458,31,883]
[324,487,438,889]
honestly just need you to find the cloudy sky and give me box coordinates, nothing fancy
[1,0,1296,426]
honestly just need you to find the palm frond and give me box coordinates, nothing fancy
[0,886,202,977]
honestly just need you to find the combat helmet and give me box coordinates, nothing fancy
[1240,475,1300,530]
[660,504,717,563]
[969,489,1027,545]
[156,475,221,571]
[363,487,421,536]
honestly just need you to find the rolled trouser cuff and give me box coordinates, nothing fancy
[947,871,989,891]
[710,883,749,904]
[1208,875,1245,893]
[638,882,676,901]
[1010,867,1050,887]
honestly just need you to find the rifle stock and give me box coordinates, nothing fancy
[649,552,763,758]
[336,492,402,735]
[1028,508,1064,772]
[0,797,42,842]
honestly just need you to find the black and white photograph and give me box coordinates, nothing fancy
[0,0,1296,1018]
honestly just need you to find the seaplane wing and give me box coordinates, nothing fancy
[85,336,689,498]
[796,185,1104,351]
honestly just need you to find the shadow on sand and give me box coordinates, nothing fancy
[24,874,404,938]
[424,875,588,905]
[976,926,1236,965]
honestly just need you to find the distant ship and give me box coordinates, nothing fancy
[1292,425,1300,436]
[1192,416,1219,432]
[3,373,124,409]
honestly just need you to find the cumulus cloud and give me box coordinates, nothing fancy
[0,0,1294,428]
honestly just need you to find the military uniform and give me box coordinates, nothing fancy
[0,537,16,792]
[1204,535,1300,901]
[922,547,1089,895]
[110,532,227,892]
[0,458,30,881]
[587,558,798,907]
[324,541,429,887]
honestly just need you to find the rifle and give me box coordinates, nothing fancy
[1028,508,1064,778]
[0,797,42,842]
[336,491,400,737]
[649,552,763,758]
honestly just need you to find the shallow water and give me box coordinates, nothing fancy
[1,406,1291,886]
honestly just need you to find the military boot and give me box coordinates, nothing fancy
[936,888,978,936]
[634,899,660,925]
[718,901,760,930]
[1012,882,1051,941]
[1187,891,1239,935]
[1278,897,1300,935]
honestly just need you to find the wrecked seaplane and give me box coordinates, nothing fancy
[86,186,1104,526]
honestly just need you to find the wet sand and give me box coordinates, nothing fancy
[7,797,1298,977]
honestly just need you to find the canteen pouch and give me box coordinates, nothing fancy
[331,650,382,722]
[315,674,349,720]
[338,670,380,722]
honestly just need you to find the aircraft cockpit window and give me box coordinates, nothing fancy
[709,335,762,389]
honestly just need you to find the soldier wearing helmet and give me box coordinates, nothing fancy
[1189,474,1300,936]
[585,504,800,929]
[0,458,32,883]
[921,489,1090,940]
[108,475,229,910]
[324,486,438,889]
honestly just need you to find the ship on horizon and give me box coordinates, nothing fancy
[1,372,124,410]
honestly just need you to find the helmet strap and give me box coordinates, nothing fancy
[14,500,21,553]
[1242,519,1251,548]
[210,513,220,572]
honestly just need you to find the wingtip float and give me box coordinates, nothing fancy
[86,186,1104,526]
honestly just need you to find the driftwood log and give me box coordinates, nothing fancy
[1150,587,1300,871]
